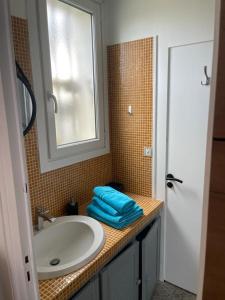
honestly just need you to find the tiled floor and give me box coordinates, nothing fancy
[152,281,196,300]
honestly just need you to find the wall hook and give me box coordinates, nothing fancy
[201,65,211,86]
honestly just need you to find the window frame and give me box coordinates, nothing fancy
[27,0,109,173]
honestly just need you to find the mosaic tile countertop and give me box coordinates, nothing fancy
[39,194,163,300]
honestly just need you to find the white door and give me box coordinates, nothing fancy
[165,41,213,293]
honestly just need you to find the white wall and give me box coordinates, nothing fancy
[9,0,26,18]
[105,0,215,46]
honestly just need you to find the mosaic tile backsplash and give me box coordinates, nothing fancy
[108,38,153,197]
[11,16,153,224]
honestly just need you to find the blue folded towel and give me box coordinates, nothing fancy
[87,202,143,229]
[92,196,119,216]
[93,186,135,214]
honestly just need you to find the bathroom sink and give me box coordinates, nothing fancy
[34,215,105,280]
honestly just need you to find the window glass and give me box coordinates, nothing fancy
[47,0,96,147]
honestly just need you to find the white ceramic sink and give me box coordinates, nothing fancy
[34,215,105,280]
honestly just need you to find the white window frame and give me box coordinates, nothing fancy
[27,0,110,173]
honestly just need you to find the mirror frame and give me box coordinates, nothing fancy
[16,61,37,136]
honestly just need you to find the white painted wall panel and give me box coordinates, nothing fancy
[10,0,26,18]
[105,0,215,46]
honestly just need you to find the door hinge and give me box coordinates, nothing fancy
[136,279,141,285]
[25,255,31,282]
[27,271,31,282]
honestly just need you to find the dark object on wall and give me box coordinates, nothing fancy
[66,200,78,216]
[16,61,36,136]
[106,182,124,192]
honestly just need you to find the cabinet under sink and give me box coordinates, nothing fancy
[71,217,161,300]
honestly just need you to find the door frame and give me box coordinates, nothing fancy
[197,1,221,298]
[155,0,221,296]
[152,35,158,200]
[0,0,39,299]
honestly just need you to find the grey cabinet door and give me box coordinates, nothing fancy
[71,276,100,300]
[142,217,161,300]
[101,242,139,300]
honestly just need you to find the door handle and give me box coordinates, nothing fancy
[166,174,183,184]
[47,91,58,114]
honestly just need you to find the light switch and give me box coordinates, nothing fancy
[144,147,152,157]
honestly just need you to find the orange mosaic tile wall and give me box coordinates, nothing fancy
[108,38,153,197]
[11,17,153,224]
[11,16,112,224]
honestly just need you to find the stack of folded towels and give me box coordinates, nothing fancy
[87,186,143,229]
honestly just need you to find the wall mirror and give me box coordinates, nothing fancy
[16,61,36,136]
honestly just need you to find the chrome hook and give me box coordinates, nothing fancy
[201,65,211,86]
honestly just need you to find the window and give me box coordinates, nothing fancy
[28,0,109,172]
[47,0,97,147]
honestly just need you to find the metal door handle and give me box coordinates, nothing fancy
[47,91,58,114]
[166,174,183,184]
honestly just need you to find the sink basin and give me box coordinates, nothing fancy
[34,215,105,280]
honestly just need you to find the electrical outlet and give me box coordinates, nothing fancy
[144,147,152,157]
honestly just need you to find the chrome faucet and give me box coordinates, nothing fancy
[36,207,56,231]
